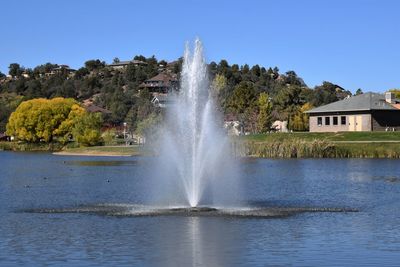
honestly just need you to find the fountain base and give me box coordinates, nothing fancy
[21,203,358,218]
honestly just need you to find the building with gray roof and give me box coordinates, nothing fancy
[305,92,400,132]
[108,60,147,70]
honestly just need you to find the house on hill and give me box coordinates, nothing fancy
[108,60,147,70]
[140,72,178,93]
[44,65,76,77]
[306,92,400,132]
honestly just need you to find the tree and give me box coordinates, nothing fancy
[134,55,146,62]
[284,71,303,86]
[125,63,136,82]
[257,93,273,133]
[84,59,105,71]
[227,81,257,115]
[71,112,103,146]
[355,88,363,95]
[74,67,89,79]
[274,84,305,112]
[102,128,117,145]
[0,71,5,78]
[7,98,76,142]
[389,89,400,98]
[311,81,350,107]
[289,103,314,131]
[9,63,23,77]
[0,93,23,132]
[211,74,227,96]
[6,97,102,145]
[158,60,168,66]
[113,57,120,64]
[136,112,162,142]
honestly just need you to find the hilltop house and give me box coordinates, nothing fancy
[44,65,76,77]
[306,92,400,132]
[140,72,178,94]
[108,60,147,70]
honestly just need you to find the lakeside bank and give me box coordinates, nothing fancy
[235,132,400,159]
[2,132,400,158]
[53,146,142,157]
[0,142,143,157]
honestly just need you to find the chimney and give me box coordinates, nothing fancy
[385,92,394,104]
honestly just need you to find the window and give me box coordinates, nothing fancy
[325,117,331,125]
[325,117,330,126]
[333,116,338,125]
[317,117,322,126]
[341,116,346,125]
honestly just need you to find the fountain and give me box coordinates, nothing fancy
[150,38,240,208]
[23,39,358,218]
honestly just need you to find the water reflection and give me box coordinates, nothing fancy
[65,160,138,167]
[2,153,400,266]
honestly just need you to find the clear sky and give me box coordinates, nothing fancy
[1,0,399,93]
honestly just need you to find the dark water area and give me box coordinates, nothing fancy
[1,151,400,266]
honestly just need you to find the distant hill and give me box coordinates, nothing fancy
[0,56,352,133]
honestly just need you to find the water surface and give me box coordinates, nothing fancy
[1,152,400,266]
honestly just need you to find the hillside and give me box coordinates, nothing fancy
[0,56,352,133]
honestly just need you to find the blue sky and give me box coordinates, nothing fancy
[1,0,399,92]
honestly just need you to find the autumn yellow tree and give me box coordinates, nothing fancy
[6,97,102,145]
[71,112,103,146]
[290,103,314,131]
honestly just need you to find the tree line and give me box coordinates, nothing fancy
[0,55,354,137]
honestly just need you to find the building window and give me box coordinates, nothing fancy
[341,116,346,125]
[317,117,322,126]
[325,117,330,126]
[333,116,338,125]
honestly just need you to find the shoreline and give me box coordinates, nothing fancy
[53,151,134,157]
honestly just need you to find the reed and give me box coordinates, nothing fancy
[234,139,400,158]
[0,141,64,151]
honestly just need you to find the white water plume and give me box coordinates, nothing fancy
[149,38,240,208]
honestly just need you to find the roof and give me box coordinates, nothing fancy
[85,104,112,114]
[306,92,400,114]
[146,72,178,82]
[108,60,147,67]
[140,72,178,88]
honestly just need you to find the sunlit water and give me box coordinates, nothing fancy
[2,152,400,266]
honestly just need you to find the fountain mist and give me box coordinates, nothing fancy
[150,39,240,208]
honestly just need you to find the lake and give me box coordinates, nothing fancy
[1,151,400,266]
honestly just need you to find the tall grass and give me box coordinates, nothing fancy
[234,139,336,158]
[234,139,400,158]
[0,141,64,151]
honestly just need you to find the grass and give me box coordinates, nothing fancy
[0,141,64,151]
[236,132,400,158]
[241,132,400,142]
[333,143,400,158]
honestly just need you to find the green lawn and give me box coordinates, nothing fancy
[241,132,400,143]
